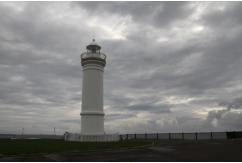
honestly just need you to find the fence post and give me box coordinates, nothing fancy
[145,133,147,140]
[126,134,128,140]
[211,132,213,140]
[195,132,198,141]
[156,133,158,140]
[169,133,171,140]
[182,132,184,140]
[134,133,136,139]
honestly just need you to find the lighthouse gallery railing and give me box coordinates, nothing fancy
[81,52,106,60]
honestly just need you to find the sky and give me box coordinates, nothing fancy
[0,2,242,135]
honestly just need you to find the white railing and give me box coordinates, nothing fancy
[81,52,106,60]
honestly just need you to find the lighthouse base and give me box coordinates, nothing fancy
[64,132,120,142]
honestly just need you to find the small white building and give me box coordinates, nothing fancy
[65,39,119,142]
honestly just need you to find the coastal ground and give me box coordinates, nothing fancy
[0,139,242,161]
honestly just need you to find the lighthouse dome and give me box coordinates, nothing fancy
[86,39,101,51]
[81,39,106,66]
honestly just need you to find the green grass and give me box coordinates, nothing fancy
[0,139,152,155]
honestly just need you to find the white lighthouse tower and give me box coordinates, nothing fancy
[64,39,119,142]
[80,39,106,135]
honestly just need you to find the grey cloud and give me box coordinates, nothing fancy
[219,97,242,110]
[61,119,80,124]
[203,97,242,131]
[219,112,242,130]
[127,30,242,97]
[201,2,242,28]
[0,2,242,134]
[74,2,193,28]
[204,110,242,131]
[126,104,171,113]
[105,113,134,122]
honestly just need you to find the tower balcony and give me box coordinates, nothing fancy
[81,52,106,66]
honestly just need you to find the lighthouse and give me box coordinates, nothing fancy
[64,39,119,142]
[80,39,106,135]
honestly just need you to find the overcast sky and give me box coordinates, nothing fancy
[0,2,242,135]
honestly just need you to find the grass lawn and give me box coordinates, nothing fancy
[0,139,152,155]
